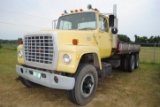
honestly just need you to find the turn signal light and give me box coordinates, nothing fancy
[70,10,73,13]
[19,40,23,44]
[75,10,78,12]
[72,39,78,45]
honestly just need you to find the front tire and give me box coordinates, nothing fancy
[67,64,98,106]
[20,77,39,88]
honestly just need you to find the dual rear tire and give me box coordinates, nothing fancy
[134,53,139,69]
[121,53,139,72]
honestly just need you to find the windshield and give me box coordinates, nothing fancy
[57,12,96,30]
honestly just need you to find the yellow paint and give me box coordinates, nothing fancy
[56,44,101,74]
[96,14,112,58]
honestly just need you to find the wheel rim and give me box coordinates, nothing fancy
[136,55,139,67]
[80,73,94,98]
[131,56,135,70]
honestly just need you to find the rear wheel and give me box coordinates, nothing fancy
[121,55,129,71]
[134,53,139,69]
[128,55,135,72]
[67,64,98,106]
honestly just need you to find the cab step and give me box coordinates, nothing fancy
[99,62,112,78]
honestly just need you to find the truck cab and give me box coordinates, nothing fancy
[57,11,113,58]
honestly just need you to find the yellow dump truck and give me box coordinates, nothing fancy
[16,5,140,105]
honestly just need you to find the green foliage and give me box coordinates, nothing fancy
[0,39,18,44]
[118,34,131,42]
[0,39,18,50]
[135,35,160,43]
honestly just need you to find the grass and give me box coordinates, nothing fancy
[0,43,18,50]
[1,44,160,63]
[0,48,160,107]
[140,47,160,64]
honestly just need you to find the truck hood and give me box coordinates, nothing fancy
[24,29,97,46]
[55,30,96,46]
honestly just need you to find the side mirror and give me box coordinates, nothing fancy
[109,15,114,27]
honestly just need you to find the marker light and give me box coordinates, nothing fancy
[19,39,23,44]
[80,9,83,12]
[72,39,78,45]
[94,8,98,11]
[75,10,78,12]
[70,10,73,13]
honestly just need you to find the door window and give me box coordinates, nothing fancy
[99,16,108,32]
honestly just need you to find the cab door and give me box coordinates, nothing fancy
[98,16,112,58]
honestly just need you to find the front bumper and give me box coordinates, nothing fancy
[16,65,75,90]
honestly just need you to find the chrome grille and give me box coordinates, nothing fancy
[24,35,54,64]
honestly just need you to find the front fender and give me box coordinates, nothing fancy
[56,45,101,74]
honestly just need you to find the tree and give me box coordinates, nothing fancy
[141,36,148,43]
[134,34,139,43]
[118,34,131,42]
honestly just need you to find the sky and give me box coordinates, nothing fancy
[0,0,160,41]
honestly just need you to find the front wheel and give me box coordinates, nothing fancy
[67,64,98,106]
[20,77,40,88]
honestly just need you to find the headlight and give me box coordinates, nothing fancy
[63,54,71,63]
[18,50,23,58]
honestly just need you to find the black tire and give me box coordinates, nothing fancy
[121,55,129,71]
[67,64,98,106]
[20,76,39,88]
[128,55,135,72]
[120,55,125,70]
[134,53,139,69]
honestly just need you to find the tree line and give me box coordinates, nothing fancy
[1,35,160,44]
[134,35,160,43]
[118,34,160,47]
[0,39,19,44]
[118,34,160,44]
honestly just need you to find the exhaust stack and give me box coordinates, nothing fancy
[112,4,118,49]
